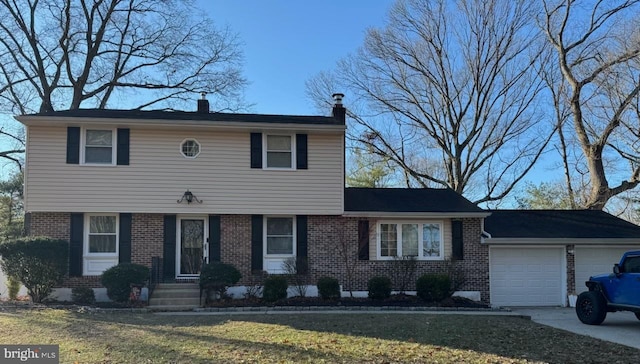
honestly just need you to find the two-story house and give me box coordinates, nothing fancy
[21,94,640,307]
[16,94,492,303]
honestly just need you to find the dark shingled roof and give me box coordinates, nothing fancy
[485,210,640,239]
[28,109,344,125]
[344,188,484,213]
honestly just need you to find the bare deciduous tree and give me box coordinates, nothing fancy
[0,0,246,114]
[307,0,553,204]
[542,0,640,210]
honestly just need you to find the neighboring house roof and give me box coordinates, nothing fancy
[343,187,488,217]
[17,109,344,126]
[484,210,640,240]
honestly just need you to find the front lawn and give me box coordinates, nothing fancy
[0,309,636,363]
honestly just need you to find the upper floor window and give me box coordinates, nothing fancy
[83,129,115,164]
[377,221,443,260]
[265,135,294,168]
[181,139,201,158]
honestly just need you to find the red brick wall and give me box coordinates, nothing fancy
[28,212,490,301]
[131,214,164,267]
[305,216,489,302]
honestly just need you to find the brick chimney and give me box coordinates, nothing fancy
[197,92,209,113]
[332,93,346,124]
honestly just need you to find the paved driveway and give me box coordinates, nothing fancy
[513,307,640,350]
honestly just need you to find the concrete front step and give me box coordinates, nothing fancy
[149,283,201,309]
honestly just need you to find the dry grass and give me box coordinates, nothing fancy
[0,309,636,363]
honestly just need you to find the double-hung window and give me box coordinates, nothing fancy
[263,216,296,273]
[84,214,119,275]
[265,135,294,168]
[83,129,115,164]
[378,221,443,260]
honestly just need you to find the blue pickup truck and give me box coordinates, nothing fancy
[575,250,640,325]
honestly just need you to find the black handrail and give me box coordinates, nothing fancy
[150,256,163,297]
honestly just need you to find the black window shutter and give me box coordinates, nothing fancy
[296,215,308,274]
[163,215,177,280]
[119,213,132,263]
[358,220,369,260]
[116,128,130,165]
[452,220,464,260]
[251,215,263,271]
[69,213,84,276]
[209,215,221,263]
[296,134,308,169]
[250,133,262,168]
[66,127,80,164]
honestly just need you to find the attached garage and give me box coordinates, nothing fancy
[574,246,640,291]
[490,246,565,307]
[484,210,640,308]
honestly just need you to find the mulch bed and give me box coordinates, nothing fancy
[205,294,489,309]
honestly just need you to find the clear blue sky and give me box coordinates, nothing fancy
[199,1,393,115]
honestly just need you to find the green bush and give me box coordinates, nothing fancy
[416,273,451,302]
[101,263,149,303]
[0,237,68,303]
[7,276,20,300]
[368,276,392,300]
[72,287,96,305]
[200,262,242,300]
[317,277,340,299]
[263,276,288,302]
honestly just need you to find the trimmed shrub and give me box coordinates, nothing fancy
[317,277,340,299]
[0,237,68,303]
[263,276,288,302]
[72,287,96,305]
[101,263,149,303]
[368,276,392,300]
[7,276,20,300]
[199,262,242,300]
[416,273,451,302]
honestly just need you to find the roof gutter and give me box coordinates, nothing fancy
[484,238,640,245]
[15,115,346,133]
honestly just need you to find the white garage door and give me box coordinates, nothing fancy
[574,246,640,292]
[490,247,564,307]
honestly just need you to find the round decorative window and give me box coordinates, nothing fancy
[181,139,200,158]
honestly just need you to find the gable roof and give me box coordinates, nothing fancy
[484,210,640,239]
[17,109,344,128]
[344,188,487,216]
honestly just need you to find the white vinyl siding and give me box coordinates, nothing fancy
[25,126,344,214]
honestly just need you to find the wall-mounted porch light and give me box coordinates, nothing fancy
[177,190,202,204]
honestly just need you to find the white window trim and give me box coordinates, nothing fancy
[262,133,296,170]
[80,127,117,165]
[180,138,201,159]
[263,215,297,258]
[84,213,119,257]
[376,220,444,261]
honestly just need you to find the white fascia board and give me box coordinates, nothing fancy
[484,238,640,245]
[16,115,346,134]
[342,211,491,218]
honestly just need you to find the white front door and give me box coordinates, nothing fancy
[176,216,208,278]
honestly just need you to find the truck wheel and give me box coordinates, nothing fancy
[576,291,607,325]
